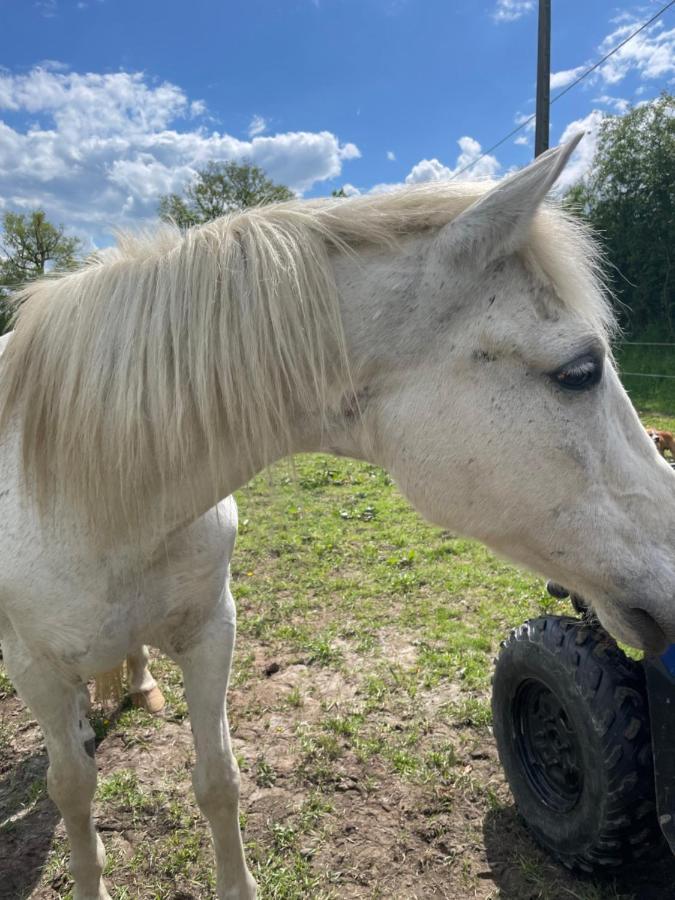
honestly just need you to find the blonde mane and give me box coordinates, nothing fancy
[0,184,612,542]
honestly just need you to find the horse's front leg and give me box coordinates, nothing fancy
[171,590,256,900]
[3,636,110,900]
[126,645,165,714]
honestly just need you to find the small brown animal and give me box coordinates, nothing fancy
[647,428,675,458]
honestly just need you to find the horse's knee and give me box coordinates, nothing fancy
[193,758,241,814]
[47,750,97,815]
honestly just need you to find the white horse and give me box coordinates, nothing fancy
[2,137,675,900]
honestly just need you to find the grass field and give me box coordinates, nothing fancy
[2,384,675,899]
[617,344,675,414]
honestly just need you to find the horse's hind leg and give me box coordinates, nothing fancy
[173,590,256,899]
[3,638,110,900]
[127,645,165,715]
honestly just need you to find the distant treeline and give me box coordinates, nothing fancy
[565,93,674,340]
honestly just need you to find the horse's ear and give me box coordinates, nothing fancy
[438,133,583,262]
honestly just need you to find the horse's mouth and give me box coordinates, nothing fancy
[575,597,671,656]
[622,607,670,656]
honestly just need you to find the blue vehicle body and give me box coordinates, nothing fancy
[645,646,675,854]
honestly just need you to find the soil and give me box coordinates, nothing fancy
[2,640,675,900]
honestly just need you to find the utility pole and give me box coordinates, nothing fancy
[534,0,551,157]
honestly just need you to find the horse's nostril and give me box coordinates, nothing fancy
[628,607,669,655]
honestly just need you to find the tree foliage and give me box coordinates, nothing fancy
[158,161,294,228]
[0,210,81,334]
[566,93,675,337]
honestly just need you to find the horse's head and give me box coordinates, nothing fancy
[333,137,675,654]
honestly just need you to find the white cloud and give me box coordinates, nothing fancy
[492,0,534,23]
[386,150,396,161]
[0,68,360,244]
[550,66,586,90]
[556,110,605,192]
[598,20,675,85]
[38,59,70,72]
[515,112,536,132]
[406,158,452,183]
[248,114,267,138]
[550,18,675,99]
[406,136,501,185]
[367,136,501,195]
[368,135,502,194]
[341,183,361,196]
[514,134,529,146]
[592,94,630,114]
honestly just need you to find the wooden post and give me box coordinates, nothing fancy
[534,0,551,157]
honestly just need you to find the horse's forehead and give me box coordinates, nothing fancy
[482,254,570,321]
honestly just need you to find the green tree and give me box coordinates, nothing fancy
[158,161,294,228]
[565,93,675,337]
[0,210,81,334]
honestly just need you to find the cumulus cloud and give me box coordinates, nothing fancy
[0,68,360,244]
[492,0,534,23]
[550,19,675,96]
[366,136,501,195]
[592,94,630,114]
[514,112,536,132]
[406,136,501,185]
[386,150,396,161]
[598,19,675,85]
[248,114,267,137]
[341,183,361,196]
[550,66,586,90]
[556,110,605,192]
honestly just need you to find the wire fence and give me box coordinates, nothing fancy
[616,342,675,414]
[618,342,675,381]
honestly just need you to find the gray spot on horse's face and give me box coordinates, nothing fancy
[341,387,371,421]
[561,442,591,473]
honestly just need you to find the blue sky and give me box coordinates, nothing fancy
[1,0,674,247]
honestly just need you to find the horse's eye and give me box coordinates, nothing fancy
[553,354,602,392]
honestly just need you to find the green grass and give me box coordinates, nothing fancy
[617,343,675,416]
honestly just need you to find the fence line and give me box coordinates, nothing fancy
[620,343,675,382]
[621,372,675,380]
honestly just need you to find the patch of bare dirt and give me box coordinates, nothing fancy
[2,640,675,899]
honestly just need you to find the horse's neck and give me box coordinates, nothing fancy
[139,419,331,558]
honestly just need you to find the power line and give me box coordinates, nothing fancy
[451,0,675,181]
[550,1,675,105]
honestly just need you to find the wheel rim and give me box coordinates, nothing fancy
[513,678,584,812]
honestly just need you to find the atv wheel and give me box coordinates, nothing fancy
[492,615,664,871]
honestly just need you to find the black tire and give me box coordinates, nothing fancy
[492,615,664,872]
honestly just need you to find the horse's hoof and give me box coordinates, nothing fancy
[73,887,111,900]
[130,686,166,715]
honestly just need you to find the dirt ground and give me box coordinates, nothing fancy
[2,633,675,900]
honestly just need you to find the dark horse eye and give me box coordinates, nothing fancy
[553,353,603,392]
